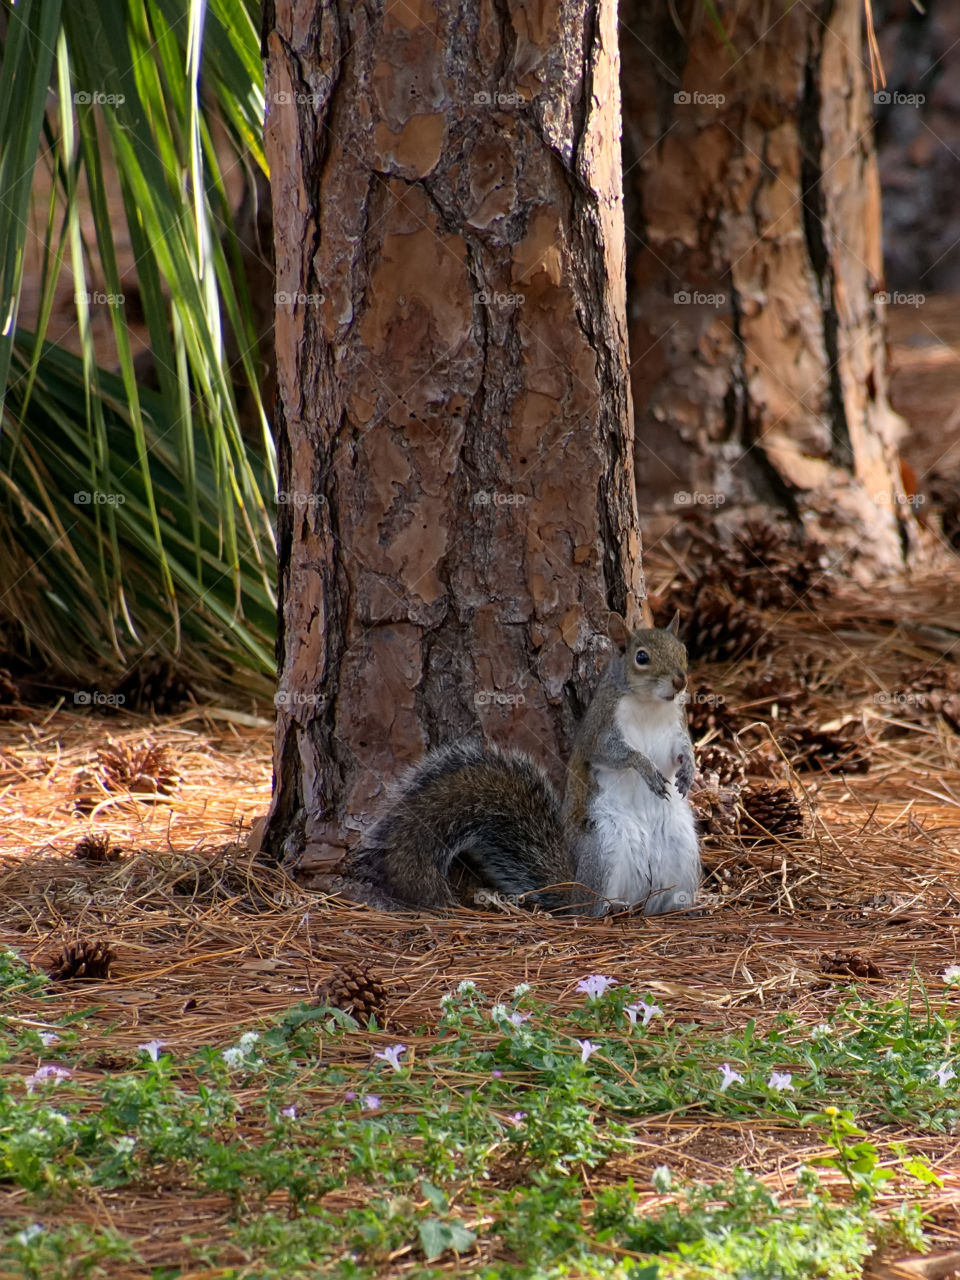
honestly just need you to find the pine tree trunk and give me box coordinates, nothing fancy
[259,0,642,878]
[620,0,913,570]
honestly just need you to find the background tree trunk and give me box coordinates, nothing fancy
[260,0,643,878]
[619,0,915,571]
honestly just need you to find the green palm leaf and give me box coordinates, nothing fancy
[0,0,276,695]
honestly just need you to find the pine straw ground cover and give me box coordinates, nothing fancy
[3,573,960,1276]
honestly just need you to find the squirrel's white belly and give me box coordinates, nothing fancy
[590,769,698,913]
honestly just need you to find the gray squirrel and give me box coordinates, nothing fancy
[331,613,699,915]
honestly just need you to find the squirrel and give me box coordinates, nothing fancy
[330,612,699,916]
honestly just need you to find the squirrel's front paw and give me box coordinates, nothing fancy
[647,769,669,799]
[676,758,694,796]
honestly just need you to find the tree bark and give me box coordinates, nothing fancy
[619,0,914,571]
[260,0,643,878]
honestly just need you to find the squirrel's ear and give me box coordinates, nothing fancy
[666,609,681,636]
[606,611,630,652]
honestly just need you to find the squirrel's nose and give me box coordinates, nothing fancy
[672,672,686,693]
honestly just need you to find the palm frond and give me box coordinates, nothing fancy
[0,0,277,695]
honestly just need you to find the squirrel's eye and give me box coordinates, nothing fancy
[634,649,650,666]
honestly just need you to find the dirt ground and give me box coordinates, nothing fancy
[2,557,960,1275]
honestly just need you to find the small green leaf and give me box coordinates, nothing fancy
[418,1217,476,1261]
[421,1180,447,1211]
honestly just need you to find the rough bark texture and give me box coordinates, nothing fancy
[620,0,915,571]
[261,0,643,879]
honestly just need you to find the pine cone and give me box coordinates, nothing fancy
[663,518,830,662]
[819,950,884,980]
[113,657,194,715]
[696,744,746,790]
[781,719,870,774]
[70,833,121,863]
[740,784,806,840]
[317,963,389,1023]
[93,739,181,798]
[691,778,739,838]
[685,685,739,740]
[684,591,766,664]
[48,939,114,982]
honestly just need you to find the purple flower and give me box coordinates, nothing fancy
[767,1071,794,1092]
[24,1065,72,1093]
[507,1111,527,1126]
[363,1094,380,1110]
[39,1033,59,1048]
[492,1070,503,1078]
[137,1040,167,1062]
[576,975,617,1000]
[281,1105,297,1119]
[934,1063,956,1088]
[577,1038,599,1063]
[718,1062,744,1092]
[375,1044,407,1072]
[345,1090,357,1102]
[625,1000,662,1027]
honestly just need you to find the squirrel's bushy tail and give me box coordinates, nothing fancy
[344,741,573,910]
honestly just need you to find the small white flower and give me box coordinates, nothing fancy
[576,974,617,999]
[113,1136,137,1154]
[513,982,531,998]
[491,1004,528,1028]
[14,1224,44,1246]
[810,1023,832,1040]
[238,1031,260,1051]
[281,1105,297,1119]
[626,999,662,1027]
[221,1046,245,1068]
[718,1062,744,1091]
[439,993,455,1010]
[577,1038,599,1063]
[456,980,478,995]
[375,1044,407,1071]
[39,1033,59,1048]
[934,1063,956,1088]
[768,1071,794,1092]
[24,1066,72,1093]
[651,1165,673,1193]
[943,965,960,986]
[137,1040,167,1062]
[363,1094,380,1110]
